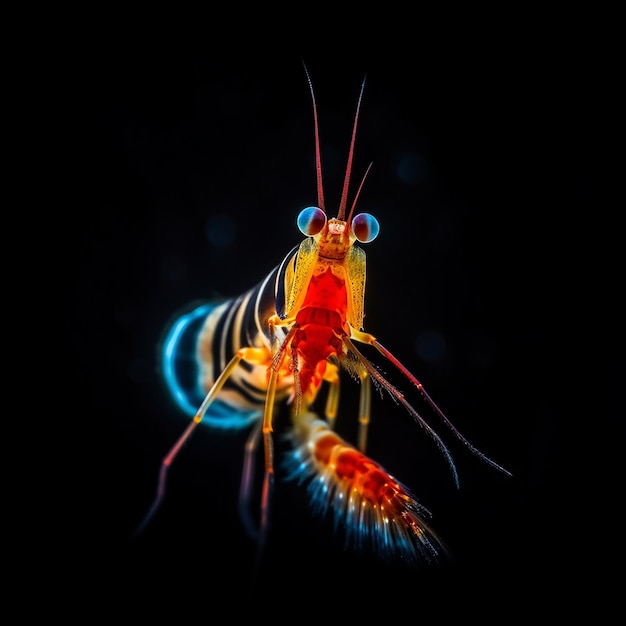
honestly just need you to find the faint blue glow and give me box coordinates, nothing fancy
[416,329,447,362]
[161,307,210,416]
[206,213,236,247]
[397,152,428,186]
[198,401,261,430]
[161,302,260,428]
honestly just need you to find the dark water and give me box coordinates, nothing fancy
[63,43,620,618]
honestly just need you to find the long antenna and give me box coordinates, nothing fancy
[302,61,325,213]
[338,75,366,221]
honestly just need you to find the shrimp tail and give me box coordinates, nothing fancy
[283,412,449,566]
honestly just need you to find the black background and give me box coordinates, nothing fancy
[63,30,622,618]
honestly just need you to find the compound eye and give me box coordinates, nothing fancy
[351,213,380,243]
[297,206,327,236]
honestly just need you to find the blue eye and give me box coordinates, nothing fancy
[351,213,379,243]
[297,206,326,236]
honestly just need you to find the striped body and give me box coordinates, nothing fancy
[161,261,293,428]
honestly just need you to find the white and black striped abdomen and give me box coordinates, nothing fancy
[160,250,297,429]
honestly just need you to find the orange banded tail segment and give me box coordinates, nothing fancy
[284,412,448,565]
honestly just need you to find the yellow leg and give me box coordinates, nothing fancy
[322,361,340,430]
[135,345,271,537]
[254,361,280,572]
[356,366,371,453]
